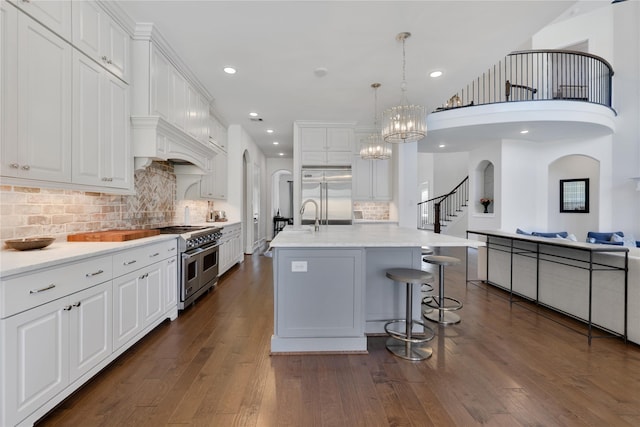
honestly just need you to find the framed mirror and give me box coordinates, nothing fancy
[560,178,589,213]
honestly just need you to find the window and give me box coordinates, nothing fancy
[560,178,589,213]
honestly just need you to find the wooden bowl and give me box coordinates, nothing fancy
[4,237,55,251]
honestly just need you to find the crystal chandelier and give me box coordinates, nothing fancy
[382,32,426,143]
[360,83,392,160]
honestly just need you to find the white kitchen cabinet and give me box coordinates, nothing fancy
[2,280,112,427]
[353,155,392,201]
[1,6,72,183]
[209,114,227,150]
[163,256,178,311]
[0,239,177,427]
[200,148,227,200]
[71,0,129,82]
[150,45,170,120]
[72,50,131,189]
[113,261,165,350]
[112,239,177,350]
[169,66,187,131]
[9,0,71,41]
[299,125,353,166]
[68,282,112,383]
[218,223,242,275]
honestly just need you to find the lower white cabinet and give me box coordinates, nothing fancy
[0,238,178,427]
[2,280,111,426]
[219,223,242,275]
[113,261,164,350]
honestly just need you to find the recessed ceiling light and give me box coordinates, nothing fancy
[520,130,529,134]
[273,141,279,145]
[223,67,236,74]
[279,153,284,156]
[430,70,443,78]
[267,129,274,133]
[438,144,446,148]
[249,112,258,117]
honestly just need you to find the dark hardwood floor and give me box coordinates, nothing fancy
[38,247,640,426]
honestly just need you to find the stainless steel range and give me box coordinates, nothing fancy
[156,225,223,310]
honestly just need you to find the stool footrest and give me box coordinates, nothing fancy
[384,319,435,343]
[422,295,463,312]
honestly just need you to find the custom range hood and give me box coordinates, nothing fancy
[131,116,215,173]
[130,23,216,174]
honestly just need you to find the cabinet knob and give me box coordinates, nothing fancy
[73,301,81,308]
[10,163,19,169]
[63,305,72,311]
[101,55,108,62]
[21,165,30,170]
[107,59,113,65]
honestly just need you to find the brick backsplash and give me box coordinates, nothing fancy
[352,201,390,220]
[0,161,212,244]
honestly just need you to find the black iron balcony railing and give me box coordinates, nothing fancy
[434,50,614,112]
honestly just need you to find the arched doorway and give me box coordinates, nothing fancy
[270,169,293,239]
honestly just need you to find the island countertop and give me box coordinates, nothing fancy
[269,224,482,248]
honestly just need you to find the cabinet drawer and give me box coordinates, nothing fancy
[112,239,177,278]
[0,255,112,319]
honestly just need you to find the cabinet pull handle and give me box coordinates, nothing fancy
[73,301,81,308]
[168,259,176,264]
[29,284,56,294]
[63,305,72,311]
[123,260,137,266]
[86,269,104,277]
[168,247,176,251]
[10,163,19,168]
[150,252,160,257]
[139,273,149,279]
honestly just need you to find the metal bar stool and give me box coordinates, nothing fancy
[384,268,436,361]
[420,247,435,293]
[422,255,463,325]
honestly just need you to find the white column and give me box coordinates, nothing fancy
[396,141,418,228]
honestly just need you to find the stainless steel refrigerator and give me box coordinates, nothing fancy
[301,166,352,225]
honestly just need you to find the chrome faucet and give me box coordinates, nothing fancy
[300,199,320,231]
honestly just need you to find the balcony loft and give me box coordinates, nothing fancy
[421,50,616,153]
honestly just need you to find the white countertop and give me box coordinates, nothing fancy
[0,235,177,278]
[269,224,482,248]
[191,219,241,228]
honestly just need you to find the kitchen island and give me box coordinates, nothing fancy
[268,224,481,353]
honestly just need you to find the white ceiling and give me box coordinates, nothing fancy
[116,0,611,158]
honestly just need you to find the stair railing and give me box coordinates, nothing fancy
[418,176,469,233]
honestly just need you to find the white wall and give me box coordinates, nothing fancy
[548,155,599,240]
[223,124,267,253]
[266,157,293,240]
[533,1,640,238]
[432,152,469,197]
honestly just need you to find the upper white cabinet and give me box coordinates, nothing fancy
[150,45,170,120]
[72,0,129,82]
[299,125,354,166]
[1,4,72,183]
[72,50,131,189]
[9,0,71,41]
[353,155,392,201]
[209,115,228,151]
[200,148,227,200]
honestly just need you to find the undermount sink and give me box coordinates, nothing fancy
[282,225,314,234]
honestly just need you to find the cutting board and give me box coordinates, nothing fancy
[67,229,160,242]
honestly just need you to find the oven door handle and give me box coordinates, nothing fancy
[183,242,219,258]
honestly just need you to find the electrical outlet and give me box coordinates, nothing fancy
[291,261,307,272]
